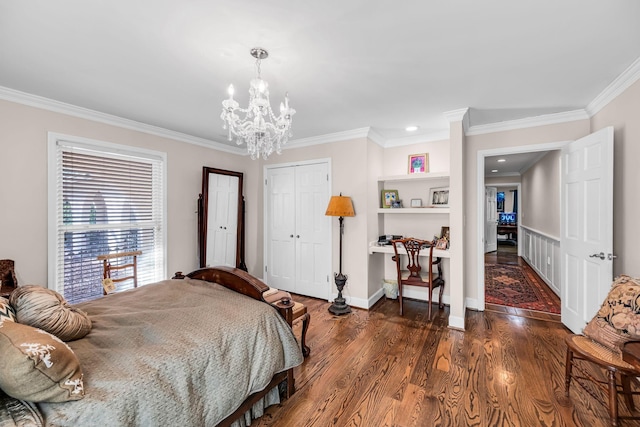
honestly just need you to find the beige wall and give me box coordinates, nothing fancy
[591,79,640,277]
[0,99,257,286]
[2,74,638,313]
[521,150,560,237]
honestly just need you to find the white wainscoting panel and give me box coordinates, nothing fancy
[521,226,560,296]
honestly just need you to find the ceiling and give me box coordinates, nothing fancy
[484,152,553,177]
[1,1,639,149]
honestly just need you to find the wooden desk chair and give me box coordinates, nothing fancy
[565,335,640,426]
[391,238,445,319]
[0,259,18,298]
[96,251,142,295]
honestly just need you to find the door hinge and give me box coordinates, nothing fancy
[327,275,329,282]
[327,174,329,181]
[265,178,268,186]
[265,265,268,272]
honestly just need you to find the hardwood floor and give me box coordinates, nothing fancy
[254,296,638,427]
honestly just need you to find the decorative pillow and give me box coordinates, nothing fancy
[583,275,640,355]
[0,321,84,402]
[0,388,43,427]
[9,286,91,342]
[0,297,16,324]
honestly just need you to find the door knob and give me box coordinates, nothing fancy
[608,253,618,260]
[290,234,294,238]
[296,235,300,238]
[589,252,605,260]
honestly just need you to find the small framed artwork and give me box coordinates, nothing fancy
[428,186,449,207]
[440,226,450,240]
[435,238,449,250]
[408,153,429,174]
[381,189,399,208]
[410,198,422,208]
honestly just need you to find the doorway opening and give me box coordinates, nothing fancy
[476,142,566,316]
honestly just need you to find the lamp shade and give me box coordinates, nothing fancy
[325,195,355,217]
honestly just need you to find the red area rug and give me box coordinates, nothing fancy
[485,264,560,314]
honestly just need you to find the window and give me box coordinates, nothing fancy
[48,134,166,304]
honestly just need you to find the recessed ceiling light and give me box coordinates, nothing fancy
[497,158,506,162]
[491,169,498,173]
[405,126,418,132]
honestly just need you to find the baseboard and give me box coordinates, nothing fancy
[448,315,465,330]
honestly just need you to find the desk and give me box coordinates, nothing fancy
[497,225,518,241]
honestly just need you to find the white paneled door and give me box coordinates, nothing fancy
[266,161,331,299]
[485,186,498,253]
[206,174,239,268]
[561,127,614,334]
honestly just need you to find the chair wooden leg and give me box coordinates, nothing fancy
[564,347,573,397]
[622,374,635,412]
[427,286,433,320]
[300,313,310,358]
[398,285,404,316]
[438,282,445,309]
[608,370,619,427]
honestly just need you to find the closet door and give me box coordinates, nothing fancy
[266,167,296,291]
[266,161,330,299]
[294,163,330,298]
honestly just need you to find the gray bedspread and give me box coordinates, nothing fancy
[36,278,303,427]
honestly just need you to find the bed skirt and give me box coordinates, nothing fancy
[230,386,280,427]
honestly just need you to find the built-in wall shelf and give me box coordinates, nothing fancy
[377,208,450,214]
[377,171,449,183]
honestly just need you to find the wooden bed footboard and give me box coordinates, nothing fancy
[172,266,297,425]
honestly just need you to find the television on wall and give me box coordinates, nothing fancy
[499,212,517,225]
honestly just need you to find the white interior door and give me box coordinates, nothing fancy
[266,167,296,291]
[561,127,614,334]
[294,163,331,299]
[206,174,238,267]
[485,186,498,253]
[265,161,331,299]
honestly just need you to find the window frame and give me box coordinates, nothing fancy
[47,132,167,298]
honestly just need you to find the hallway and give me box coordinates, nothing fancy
[485,244,561,321]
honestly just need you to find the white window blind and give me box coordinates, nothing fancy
[51,138,165,304]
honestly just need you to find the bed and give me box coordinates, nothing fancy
[3,267,304,427]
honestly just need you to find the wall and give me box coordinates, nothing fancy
[520,150,560,237]
[0,99,257,286]
[590,79,640,277]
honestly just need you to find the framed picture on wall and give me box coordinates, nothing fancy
[408,153,429,174]
[428,186,449,207]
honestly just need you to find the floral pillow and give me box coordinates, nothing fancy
[583,275,640,354]
[0,321,84,402]
[0,297,16,324]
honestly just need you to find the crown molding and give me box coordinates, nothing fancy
[586,55,640,117]
[382,129,450,148]
[285,127,371,149]
[366,128,386,147]
[0,86,246,155]
[518,151,549,175]
[466,109,589,136]
[443,107,470,134]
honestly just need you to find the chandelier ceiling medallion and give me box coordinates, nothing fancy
[221,47,296,160]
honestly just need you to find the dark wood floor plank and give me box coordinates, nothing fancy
[252,295,638,427]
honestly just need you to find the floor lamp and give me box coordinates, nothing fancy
[325,194,355,315]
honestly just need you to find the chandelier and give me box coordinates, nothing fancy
[221,47,296,160]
